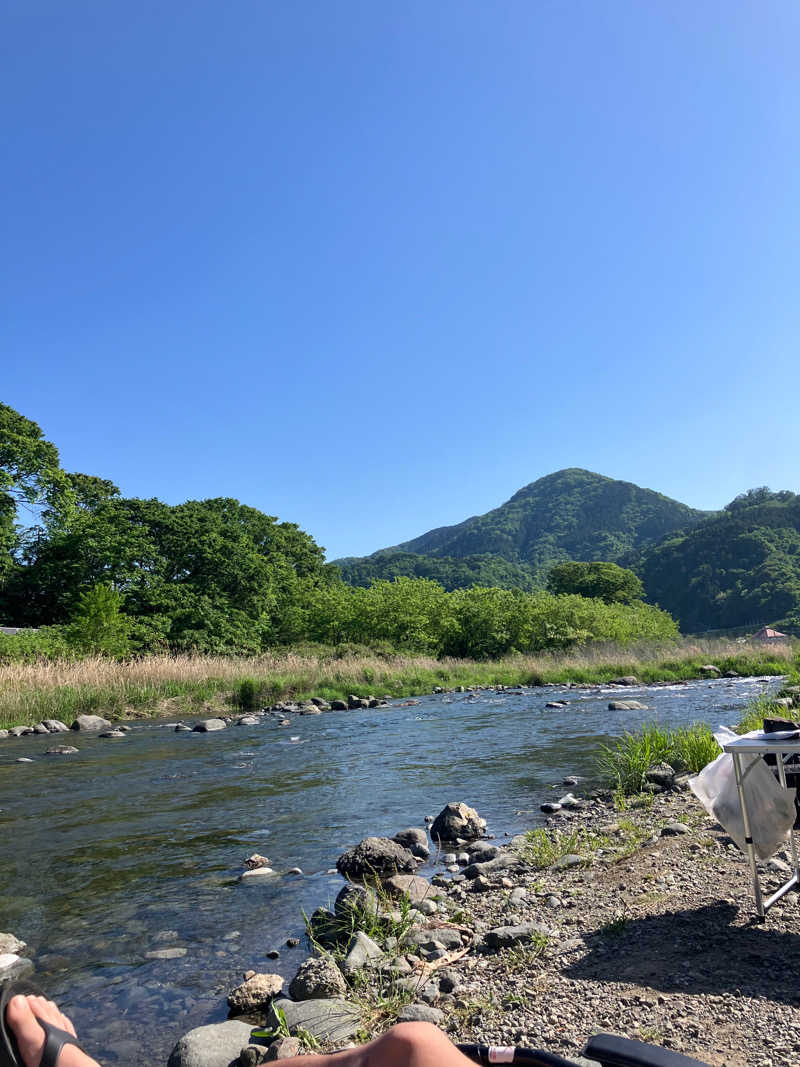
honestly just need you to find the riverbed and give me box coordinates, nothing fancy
[0,675,776,1065]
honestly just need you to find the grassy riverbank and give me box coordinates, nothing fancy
[0,637,794,729]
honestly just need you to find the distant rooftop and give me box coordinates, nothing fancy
[752,626,789,640]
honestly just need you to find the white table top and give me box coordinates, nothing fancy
[723,733,800,755]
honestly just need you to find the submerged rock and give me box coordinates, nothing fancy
[46,745,79,755]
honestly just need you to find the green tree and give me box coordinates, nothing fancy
[546,561,645,604]
[67,583,131,656]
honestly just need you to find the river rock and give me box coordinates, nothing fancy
[288,955,347,1000]
[403,925,463,951]
[342,930,384,975]
[396,1003,445,1025]
[482,922,554,950]
[383,874,433,905]
[430,802,486,842]
[330,700,348,711]
[9,726,33,737]
[0,934,25,956]
[175,723,192,732]
[545,702,567,709]
[167,1020,254,1067]
[461,852,519,880]
[227,972,283,1013]
[99,730,126,739]
[70,714,112,731]
[237,715,260,726]
[700,664,722,676]
[240,867,275,880]
[0,954,34,981]
[16,757,34,763]
[244,854,271,869]
[392,827,430,860]
[266,999,360,1044]
[298,705,321,716]
[645,762,676,790]
[540,802,562,814]
[661,821,690,836]
[146,947,187,959]
[552,853,583,871]
[42,720,70,733]
[466,844,500,863]
[334,882,379,922]
[611,676,639,686]
[47,745,79,755]
[32,722,50,734]
[608,700,648,711]
[193,718,227,732]
[264,1037,302,1060]
[0,730,7,740]
[336,837,416,880]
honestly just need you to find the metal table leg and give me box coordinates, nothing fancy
[732,750,764,917]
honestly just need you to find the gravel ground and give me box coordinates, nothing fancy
[424,790,800,1067]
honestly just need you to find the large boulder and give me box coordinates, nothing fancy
[430,803,485,842]
[611,676,639,686]
[227,973,283,1014]
[608,700,648,711]
[193,718,227,732]
[392,828,430,860]
[265,999,360,1044]
[70,714,112,731]
[167,1021,254,1067]
[336,837,416,880]
[288,955,347,1000]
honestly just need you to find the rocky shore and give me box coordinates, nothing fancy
[157,777,800,1067]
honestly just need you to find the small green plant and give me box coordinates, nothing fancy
[598,720,720,795]
[600,911,629,936]
[519,827,589,868]
[252,1007,291,1042]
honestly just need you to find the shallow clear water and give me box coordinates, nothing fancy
[0,676,776,1065]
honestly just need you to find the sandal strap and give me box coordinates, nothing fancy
[40,1022,84,1067]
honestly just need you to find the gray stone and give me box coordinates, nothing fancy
[193,718,227,732]
[541,802,562,814]
[430,802,486,842]
[175,723,192,732]
[418,899,438,916]
[563,776,580,786]
[167,1021,254,1067]
[645,763,676,790]
[264,1037,302,1060]
[336,837,416,880]
[461,853,519,880]
[227,972,283,1013]
[0,730,7,740]
[9,726,33,737]
[552,854,584,871]
[237,715,260,726]
[239,867,275,880]
[0,954,34,982]
[403,925,463,951]
[437,968,462,993]
[99,730,126,739]
[244,853,271,869]
[334,882,379,922]
[266,998,360,1044]
[146,947,188,959]
[611,676,639,686]
[608,701,648,711]
[466,843,500,863]
[0,933,26,954]
[483,922,553,949]
[238,1045,267,1067]
[42,720,69,733]
[661,821,689,836]
[396,1003,445,1025]
[330,700,348,711]
[15,757,34,763]
[70,714,112,731]
[289,955,347,1000]
[46,745,79,755]
[32,722,50,734]
[342,930,384,975]
[383,874,433,905]
[393,827,430,860]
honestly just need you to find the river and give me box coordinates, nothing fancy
[0,675,777,1065]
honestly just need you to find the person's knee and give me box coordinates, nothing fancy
[380,1022,451,1059]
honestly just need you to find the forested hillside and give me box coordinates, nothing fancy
[338,469,707,587]
[336,551,539,591]
[637,489,800,633]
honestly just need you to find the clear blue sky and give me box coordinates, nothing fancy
[3,2,799,561]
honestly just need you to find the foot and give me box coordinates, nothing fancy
[5,995,100,1067]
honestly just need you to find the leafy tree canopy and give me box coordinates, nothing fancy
[547,561,644,604]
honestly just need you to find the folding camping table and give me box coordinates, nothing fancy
[722,734,800,918]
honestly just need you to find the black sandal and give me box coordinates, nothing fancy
[0,981,86,1067]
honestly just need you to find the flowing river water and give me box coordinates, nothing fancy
[0,675,778,1065]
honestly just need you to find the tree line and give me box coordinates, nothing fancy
[0,402,677,659]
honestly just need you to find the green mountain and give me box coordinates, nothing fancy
[637,489,800,633]
[336,468,707,591]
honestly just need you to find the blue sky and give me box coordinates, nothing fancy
[3,2,799,560]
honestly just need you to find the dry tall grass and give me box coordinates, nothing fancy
[0,638,794,728]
